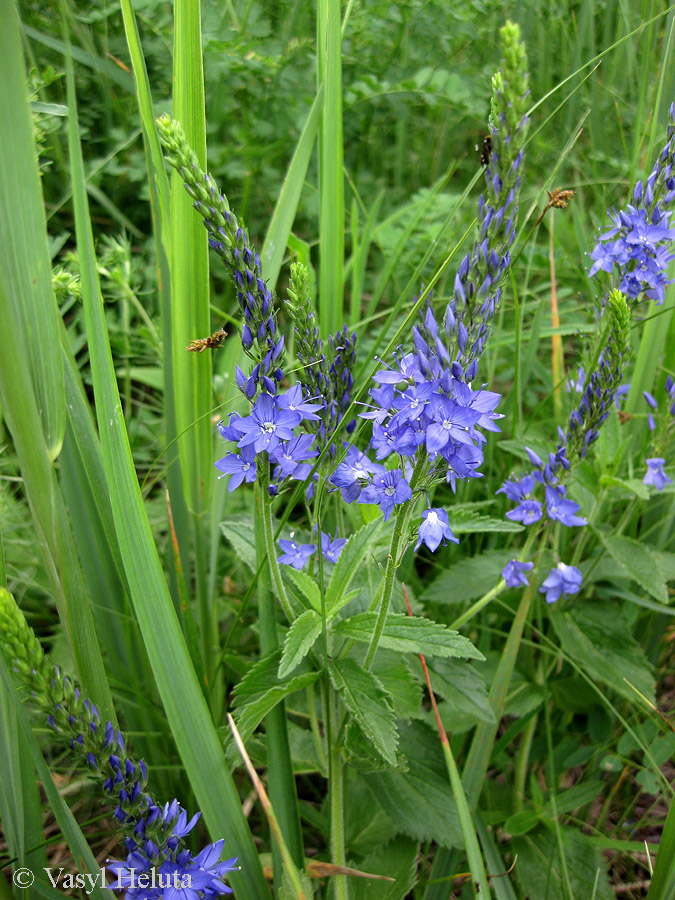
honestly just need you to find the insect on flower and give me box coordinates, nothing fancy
[476,133,492,168]
[186,327,228,353]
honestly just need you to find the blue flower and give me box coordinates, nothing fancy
[329,446,385,503]
[415,508,458,552]
[214,444,257,491]
[425,395,481,453]
[497,473,535,501]
[545,485,587,527]
[359,469,412,521]
[502,559,534,587]
[643,457,673,491]
[276,384,323,421]
[270,433,318,480]
[278,540,316,569]
[539,563,583,604]
[233,393,300,454]
[321,532,347,563]
[505,499,543,525]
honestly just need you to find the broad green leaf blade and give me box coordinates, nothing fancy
[64,47,268,900]
[279,610,322,678]
[349,837,420,900]
[325,519,383,615]
[550,599,656,705]
[513,825,613,900]
[421,550,513,605]
[426,658,496,727]
[0,655,108,900]
[221,517,257,572]
[232,650,321,747]
[0,1,64,457]
[283,567,324,613]
[362,721,462,848]
[328,658,398,766]
[372,653,423,720]
[446,508,524,534]
[334,613,484,660]
[596,531,668,604]
[171,0,212,516]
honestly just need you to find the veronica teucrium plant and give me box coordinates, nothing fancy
[0,588,238,899]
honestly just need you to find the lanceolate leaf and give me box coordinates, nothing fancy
[278,610,322,678]
[334,613,484,660]
[328,659,398,765]
[232,651,321,745]
[596,531,668,604]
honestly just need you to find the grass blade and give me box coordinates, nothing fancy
[317,0,344,336]
[63,31,268,899]
[0,0,64,458]
[171,0,213,519]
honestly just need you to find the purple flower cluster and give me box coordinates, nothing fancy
[498,447,587,528]
[589,103,675,304]
[501,559,534,587]
[215,386,322,494]
[324,351,502,548]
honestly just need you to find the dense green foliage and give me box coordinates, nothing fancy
[1,2,675,900]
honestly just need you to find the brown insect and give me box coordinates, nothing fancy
[186,327,228,353]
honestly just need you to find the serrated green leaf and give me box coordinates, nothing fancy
[220,517,256,572]
[426,658,495,725]
[344,721,397,773]
[349,836,420,900]
[279,610,322,678]
[334,613,484,660]
[421,550,513,605]
[233,650,321,746]
[328,658,398,765]
[550,599,655,705]
[599,474,650,499]
[325,520,384,614]
[283,567,323,613]
[372,653,424,720]
[596,531,668,604]
[446,508,524,533]
[362,721,461,848]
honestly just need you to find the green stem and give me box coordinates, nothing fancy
[329,690,348,900]
[513,711,538,813]
[363,455,426,670]
[255,470,304,876]
[259,461,297,625]
[450,526,538,630]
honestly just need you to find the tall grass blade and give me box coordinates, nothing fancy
[317,0,345,336]
[63,34,268,899]
[0,0,64,459]
[171,0,213,518]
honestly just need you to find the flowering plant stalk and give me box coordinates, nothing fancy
[0,588,238,900]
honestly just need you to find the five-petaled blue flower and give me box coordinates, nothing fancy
[502,559,534,588]
[415,508,458,552]
[359,469,412,521]
[505,499,543,525]
[545,485,587,527]
[329,446,385,503]
[215,444,257,492]
[234,393,300,454]
[539,562,583,604]
[278,540,316,570]
[643,457,672,491]
[321,532,348,563]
